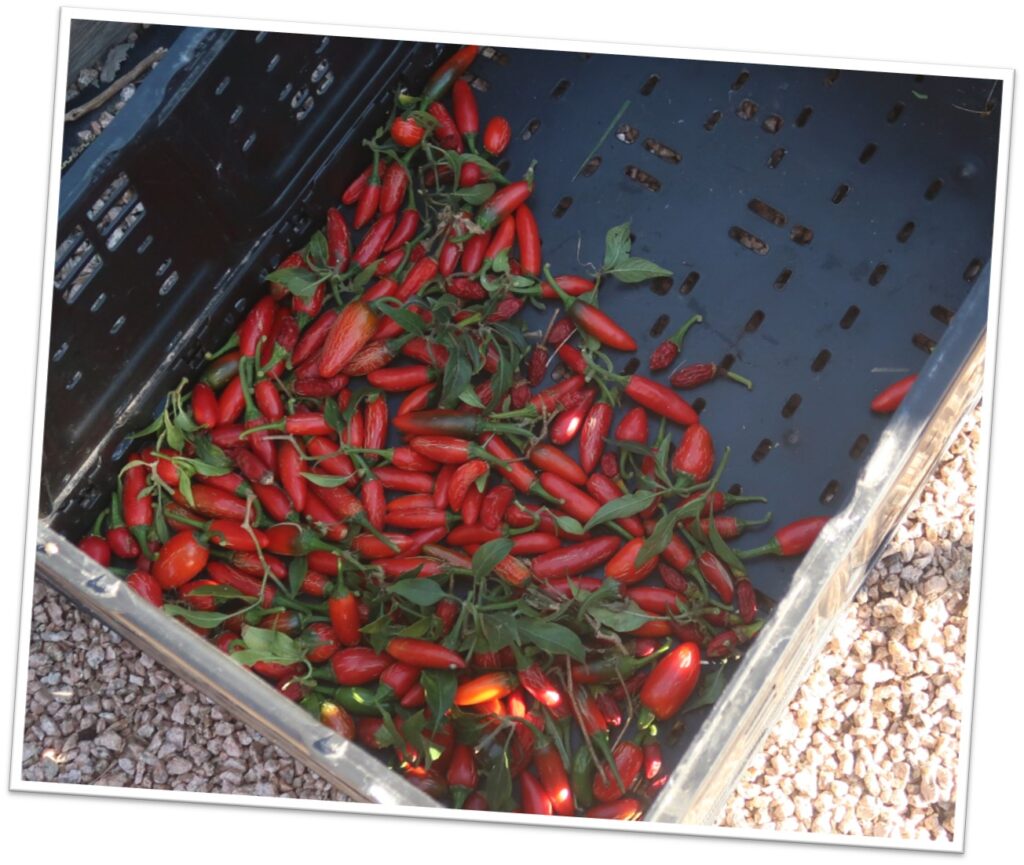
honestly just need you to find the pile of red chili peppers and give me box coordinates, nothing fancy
[77,45,830,820]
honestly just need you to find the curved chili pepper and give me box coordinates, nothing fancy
[427,101,463,151]
[696,550,735,603]
[448,459,489,510]
[127,569,163,607]
[191,382,219,429]
[739,515,829,559]
[584,475,645,537]
[515,205,541,276]
[519,769,553,816]
[320,701,356,740]
[379,161,409,215]
[353,213,397,267]
[421,45,479,104]
[531,536,622,580]
[670,360,753,391]
[291,309,337,366]
[871,374,917,413]
[579,400,613,476]
[206,561,275,607]
[615,406,649,444]
[476,179,532,232]
[624,374,698,425]
[342,164,373,206]
[529,443,587,486]
[648,314,702,372]
[455,672,517,707]
[452,79,479,142]
[585,798,643,820]
[319,300,379,378]
[481,483,515,530]
[383,208,420,252]
[447,743,478,808]
[354,165,382,229]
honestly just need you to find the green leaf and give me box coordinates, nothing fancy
[164,411,185,451]
[178,457,230,477]
[129,411,168,440]
[606,256,673,284]
[164,604,238,628]
[603,223,632,271]
[458,386,486,409]
[323,396,344,432]
[707,506,747,578]
[550,513,586,536]
[583,490,656,531]
[396,616,435,639]
[240,625,305,664]
[635,508,678,568]
[490,248,510,274]
[460,153,510,185]
[476,611,520,653]
[153,505,170,544]
[589,605,651,633]
[911,90,929,100]
[173,409,199,434]
[300,472,351,488]
[351,260,379,291]
[457,182,497,205]
[180,584,252,600]
[388,578,447,606]
[516,618,586,661]
[440,352,473,410]
[177,470,195,508]
[374,301,428,336]
[192,435,233,469]
[683,663,725,713]
[288,556,308,596]
[263,266,324,300]
[484,750,513,810]
[305,231,329,267]
[472,538,514,580]
[420,670,458,732]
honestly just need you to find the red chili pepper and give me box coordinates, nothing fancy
[697,550,735,604]
[354,163,382,230]
[648,314,702,372]
[585,798,643,820]
[476,179,532,232]
[391,115,425,148]
[460,483,484,527]
[670,361,753,391]
[446,743,478,808]
[455,672,517,707]
[615,406,649,444]
[481,484,515,531]
[421,45,479,104]
[564,299,636,352]
[447,459,488,511]
[483,215,515,264]
[319,300,379,378]
[320,701,356,740]
[239,296,277,358]
[127,569,163,606]
[871,374,917,413]
[206,561,275,608]
[592,741,643,803]
[191,382,219,429]
[353,213,398,268]
[275,440,307,512]
[175,483,248,521]
[452,79,479,141]
[325,207,352,269]
[383,208,420,253]
[528,443,587,486]
[537,472,605,526]
[672,422,715,481]
[627,585,687,615]
[482,116,512,157]
[427,101,463,151]
[624,374,698,425]
[531,536,621,580]
[342,164,373,205]
[605,537,659,585]
[331,647,390,685]
[519,769,553,816]
[386,638,466,670]
[328,589,361,647]
[515,205,541,276]
[377,161,409,216]
[583,475,645,538]
[539,275,595,300]
[639,642,701,722]
[533,745,574,817]
[739,516,830,558]
[577,401,612,476]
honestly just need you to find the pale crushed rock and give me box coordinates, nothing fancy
[20,584,346,801]
[22,408,980,832]
[720,406,980,842]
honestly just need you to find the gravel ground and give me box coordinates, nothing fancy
[20,407,979,835]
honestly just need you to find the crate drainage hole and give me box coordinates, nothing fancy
[745,310,765,332]
[553,197,573,218]
[931,305,954,325]
[52,341,68,362]
[820,479,840,504]
[963,258,983,281]
[643,138,681,164]
[811,349,831,372]
[623,358,640,375]
[158,271,179,296]
[832,183,850,204]
[748,199,786,227]
[616,124,640,144]
[215,76,230,96]
[849,433,870,459]
[704,110,722,131]
[752,439,773,462]
[790,225,814,245]
[720,353,736,371]
[650,314,670,337]
[728,483,744,496]
[625,166,661,191]
[913,332,937,354]
[550,79,571,98]
[781,394,802,418]
[924,178,944,200]
[859,143,878,164]
[640,74,660,96]
[887,101,905,123]
[109,315,126,335]
[897,221,916,243]
[868,264,888,286]
[736,99,758,120]
[762,114,783,134]
[839,305,860,329]
[679,272,700,294]
[581,156,602,177]
[731,70,750,91]
[825,70,840,86]
[650,276,673,295]
[692,397,706,415]
[795,106,814,127]
[729,226,769,255]
[520,118,541,141]
[66,370,82,391]
[767,147,786,168]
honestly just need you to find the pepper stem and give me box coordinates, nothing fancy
[723,369,754,390]
[668,314,703,349]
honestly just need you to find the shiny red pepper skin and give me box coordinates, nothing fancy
[427,101,463,151]
[672,422,715,481]
[550,388,595,446]
[639,642,701,721]
[239,296,277,358]
[538,472,602,524]
[515,205,541,276]
[476,180,532,232]
[319,301,379,378]
[585,475,645,537]
[455,672,517,706]
[421,45,479,104]
[519,769,553,816]
[206,561,276,608]
[460,230,491,274]
[481,484,515,530]
[379,161,409,215]
[301,437,353,482]
[531,536,622,580]
[605,537,659,585]
[354,168,381,229]
[585,798,643,820]
[127,569,164,606]
[191,382,219,428]
[540,275,594,300]
[448,459,489,510]
[391,116,425,148]
[697,550,735,604]
[386,638,466,670]
[871,374,917,413]
[624,375,699,425]
[353,213,397,268]
[615,406,649,444]
[292,309,338,366]
[482,116,512,157]
[580,401,613,475]
[383,208,420,252]
[568,301,637,352]
[452,79,479,139]
[592,741,644,803]
[328,590,361,647]
[484,215,515,263]
[326,208,351,269]
[342,164,373,206]
[331,647,390,685]
[528,443,587,486]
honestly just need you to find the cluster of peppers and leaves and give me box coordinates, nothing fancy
[77,45,830,820]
